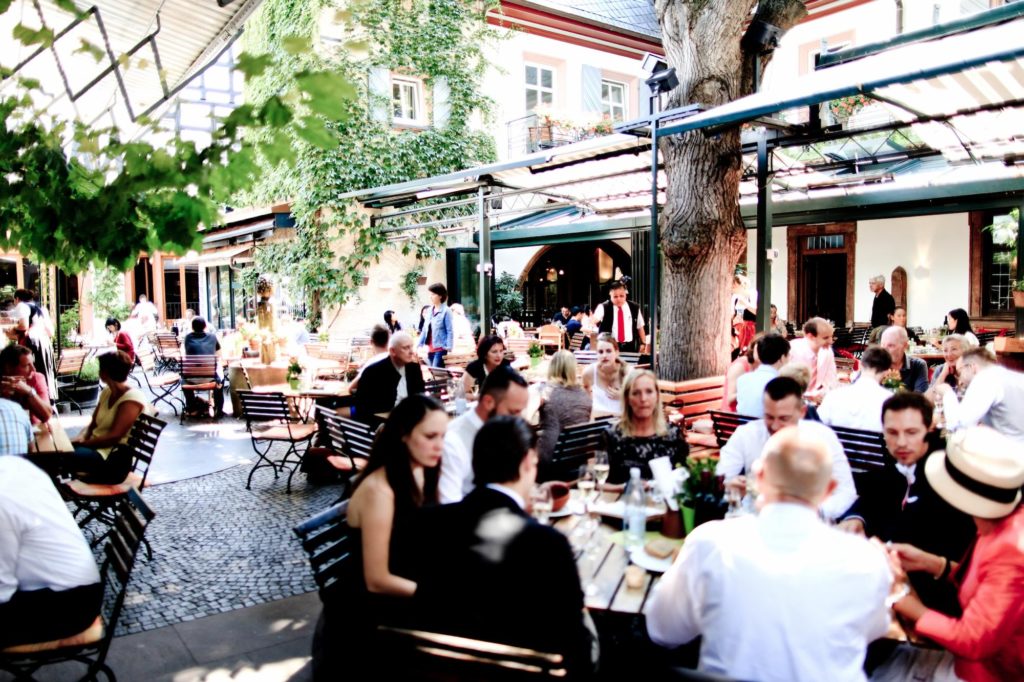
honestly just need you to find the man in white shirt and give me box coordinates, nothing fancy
[648,427,892,682]
[819,346,893,432]
[440,367,530,503]
[717,376,857,520]
[938,347,1024,445]
[0,397,32,456]
[590,280,646,354]
[735,333,790,416]
[787,317,838,401]
[0,456,102,647]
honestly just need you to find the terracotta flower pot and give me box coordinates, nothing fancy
[1013,290,1024,308]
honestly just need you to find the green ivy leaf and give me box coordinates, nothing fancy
[74,39,106,63]
[296,71,354,122]
[295,116,338,150]
[12,24,55,48]
[281,34,311,55]
[235,53,274,78]
[259,96,293,128]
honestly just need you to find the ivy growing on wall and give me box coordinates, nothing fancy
[240,0,498,327]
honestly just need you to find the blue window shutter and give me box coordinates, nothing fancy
[638,82,651,119]
[581,65,603,115]
[368,67,390,123]
[433,76,450,129]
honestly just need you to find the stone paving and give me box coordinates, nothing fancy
[112,440,340,635]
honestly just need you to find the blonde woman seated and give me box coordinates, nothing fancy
[582,333,628,418]
[605,369,688,485]
[537,350,593,464]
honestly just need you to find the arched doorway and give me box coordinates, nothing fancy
[519,241,631,325]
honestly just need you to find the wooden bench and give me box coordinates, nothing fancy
[659,376,725,430]
[708,410,756,448]
[574,350,643,366]
[540,417,614,483]
[829,424,889,491]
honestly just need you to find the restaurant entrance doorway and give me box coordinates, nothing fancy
[787,222,857,327]
[801,253,847,326]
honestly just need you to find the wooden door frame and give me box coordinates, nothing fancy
[787,222,857,326]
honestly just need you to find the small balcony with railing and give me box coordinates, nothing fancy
[505,111,615,158]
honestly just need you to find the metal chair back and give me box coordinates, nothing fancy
[293,500,357,593]
[542,417,614,483]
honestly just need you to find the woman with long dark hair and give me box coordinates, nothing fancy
[461,335,509,396]
[384,310,402,334]
[946,308,979,347]
[314,394,445,680]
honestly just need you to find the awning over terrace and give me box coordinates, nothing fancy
[0,0,262,136]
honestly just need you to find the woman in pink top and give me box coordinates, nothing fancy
[0,344,52,423]
[890,427,1024,682]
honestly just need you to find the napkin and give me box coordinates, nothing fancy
[649,456,679,511]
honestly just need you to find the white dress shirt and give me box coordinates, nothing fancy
[818,377,891,432]
[716,419,857,520]
[591,303,645,344]
[0,457,100,602]
[943,364,1024,445]
[646,504,891,682]
[394,362,409,406]
[440,409,485,503]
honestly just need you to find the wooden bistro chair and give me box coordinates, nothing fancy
[567,333,585,352]
[313,407,373,499]
[293,499,356,593]
[63,413,167,559]
[540,417,614,483]
[238,390,318,493]
[708,410,756,448]
[829,424,890,494]
[55,348,89,414]
[0,489,155,682]
[137,347,183,416]
[179,355,221,423]
[378,626,567,680]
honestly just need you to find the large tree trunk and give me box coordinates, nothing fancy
[654,0,805,381]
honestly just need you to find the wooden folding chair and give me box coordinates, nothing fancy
[179,355,220,423]
[540,417,615,483]
[238,390,317,492]
[55,349,89,414]
[136,347,183,416]
[0,489,155,682]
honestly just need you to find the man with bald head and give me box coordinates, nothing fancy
[353,331,425,422]
[787,317,838,400]
[649,427,892,681]
[881,325,928,393]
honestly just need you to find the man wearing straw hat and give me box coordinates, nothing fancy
[885,426,1024,682]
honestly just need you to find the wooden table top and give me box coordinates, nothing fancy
[553,490,675,616]
[251,381,352,398]
[31,419,75,453]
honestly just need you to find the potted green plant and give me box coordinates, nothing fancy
[527,341,544,367]
[62,356,101,411]
[287,356,303,390]
[675,456,718,535]
[402,265,425,303]
[1014,279,1024,308]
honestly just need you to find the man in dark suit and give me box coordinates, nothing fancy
[869,275,896,328]
[413,416,596,678]
[838,392,975,615]
[352,332,424,423]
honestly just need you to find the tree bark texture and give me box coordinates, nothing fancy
[654,0,805,381]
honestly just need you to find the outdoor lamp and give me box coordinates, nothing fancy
[645,68,679,95]
[741,19,785,54]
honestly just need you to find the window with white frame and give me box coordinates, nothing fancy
[392,77,424,124]
[601,79,627,121]
[525,64,554,112]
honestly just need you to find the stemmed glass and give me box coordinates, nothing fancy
[529,484,553,524]
[577,464,596,504]
[592,451,609,498]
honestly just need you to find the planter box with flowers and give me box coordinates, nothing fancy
[827,94,870,126]
[528,110,615,152]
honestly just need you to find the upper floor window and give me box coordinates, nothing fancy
[392,77,424,124]
[525,64,554,112]
[601,79,627,121]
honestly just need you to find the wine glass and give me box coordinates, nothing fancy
[592,451,610,497]
[529,484,553,524]
[577,464,596,503]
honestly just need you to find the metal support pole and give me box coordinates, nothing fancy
[1016,199,1024,338]
[648,118,660,377]
[755,129,774,332]
[477,187,492,335]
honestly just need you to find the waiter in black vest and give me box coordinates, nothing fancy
[591,279,647,354]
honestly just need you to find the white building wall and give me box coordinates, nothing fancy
[745,226,790,318]
[854,213,969,328]
[482,30,648,160]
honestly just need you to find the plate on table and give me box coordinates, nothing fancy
[628,547,673,574]
[547,506,573,519]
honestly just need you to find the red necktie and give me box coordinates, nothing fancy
[616,306,625,343]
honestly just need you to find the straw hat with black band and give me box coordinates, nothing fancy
[925,426,1024,519]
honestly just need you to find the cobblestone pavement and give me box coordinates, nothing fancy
[113,460,341,636]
